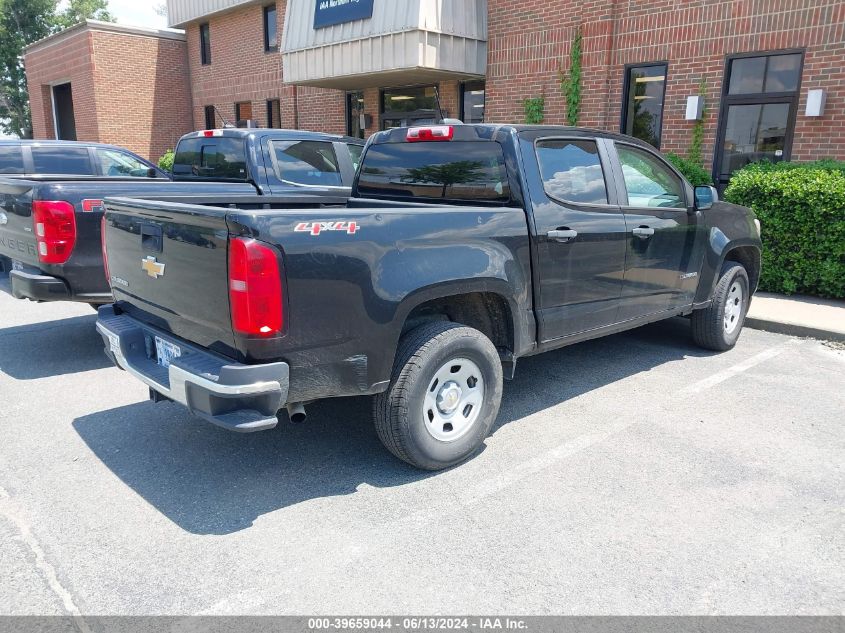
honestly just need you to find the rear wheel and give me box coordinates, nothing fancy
[691,261,750,351]
[373,321,503,470]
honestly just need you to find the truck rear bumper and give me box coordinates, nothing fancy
[96,306,289,432]
[10,269,71,301]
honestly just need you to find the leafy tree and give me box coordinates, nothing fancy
[0,0,113,138]
[403,161,485,198]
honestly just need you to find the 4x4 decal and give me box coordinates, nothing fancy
[295,221,360,236]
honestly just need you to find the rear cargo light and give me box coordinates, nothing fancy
[32,201,76,264]
[228,237,283,338]
[199,130,224,138]
[406,125,454,142]
[100,215,110,284]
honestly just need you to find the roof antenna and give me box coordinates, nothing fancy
[433,85,445,124]
[213,105,235,129]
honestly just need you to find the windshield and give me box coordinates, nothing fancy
[172,137,248,181]
[356,141,510,203]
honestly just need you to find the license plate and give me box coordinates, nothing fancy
[11,260,23,272]
[155,336,181,368]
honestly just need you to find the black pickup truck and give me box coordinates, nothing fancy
[97,124,762,470]
[0,130,363,305]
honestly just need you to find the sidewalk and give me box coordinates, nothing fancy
[746,291,845,342]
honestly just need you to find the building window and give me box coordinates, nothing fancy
[460,81,485,123]
[267,99,281,128]
[621,63,668,148]
[199,23,211,65]
[235,102,253,123]
[346,91,365,138]
[263,5,278,52]
[204,105,216,130]
[714,51,803,191]
[381,86,437,130]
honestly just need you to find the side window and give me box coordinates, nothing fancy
[271,140,342,187]
[616,144,686,209]
[0,146,24,174]
[535,139,609,205]
[95,149,151,177]
[30,146,93,175]
[347,144,363,172]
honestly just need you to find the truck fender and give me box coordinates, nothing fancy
[694,229,762,305]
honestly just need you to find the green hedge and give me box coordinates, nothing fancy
[665,152,712,186]
[724,162,845,299]
[157,149,175,173]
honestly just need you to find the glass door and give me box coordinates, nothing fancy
[714,51,803,192]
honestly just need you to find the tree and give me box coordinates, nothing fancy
[0,0,114,138]
[54,0,113,30]
[403,161,485,198]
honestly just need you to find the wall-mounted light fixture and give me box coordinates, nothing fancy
[805,89,827,117]
[685,95,704,121]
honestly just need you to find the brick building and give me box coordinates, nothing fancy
[24,0,845,188]
[25,21,193,162]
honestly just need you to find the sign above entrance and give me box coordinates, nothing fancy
[313,0,374,29]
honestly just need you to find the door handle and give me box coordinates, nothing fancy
[632,226,655,239]
[547,229,578,242]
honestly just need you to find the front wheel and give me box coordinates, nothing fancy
[373,322,503,470]
[691,261,750,351]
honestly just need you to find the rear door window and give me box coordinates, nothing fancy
[172,137,248,180]
[347,143,363,172]
[270,140,342,187]
[356,141,510,203]
[31,146,93,175]
[0,145,24,174]
[95,148,152,177]
[535,139,609,204]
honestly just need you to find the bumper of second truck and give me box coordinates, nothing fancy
[9,267,112,304]
[96,306,289,432]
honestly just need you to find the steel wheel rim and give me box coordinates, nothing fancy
[723,281,744,334]
[422,357,485,443]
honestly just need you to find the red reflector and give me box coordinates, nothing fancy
[32,201,76,264]
[228,237,283,338]
[82,199,104,213]
[406,125,454,142]
[101,215,110,284]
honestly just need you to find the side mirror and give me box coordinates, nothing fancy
[147,167,158,178]
[694,185,718,210]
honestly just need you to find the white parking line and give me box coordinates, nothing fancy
[680,340,799,395]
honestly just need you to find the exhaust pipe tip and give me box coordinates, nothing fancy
[286,402,307,424]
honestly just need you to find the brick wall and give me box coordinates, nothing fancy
[487,0,845,169]
[25,26,195,162]
[186,0,346,134]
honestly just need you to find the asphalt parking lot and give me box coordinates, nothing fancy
[0,272,843,616]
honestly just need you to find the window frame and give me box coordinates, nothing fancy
[267,139,344,189]
[199,23,211,65]
[204,105,216,130]
[266,99,281,128]
[619,61,669,149]
[460,80,486,124]
[263,5,278,53]
[612,140,690,210]
[532,136,616,209]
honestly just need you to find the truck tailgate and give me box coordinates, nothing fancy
[103,198,236,355]
[0,180,40,266]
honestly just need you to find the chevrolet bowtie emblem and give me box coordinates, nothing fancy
[141,256,165,279]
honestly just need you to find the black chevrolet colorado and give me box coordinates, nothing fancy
[97,124,762,470]
[0,130,363,305]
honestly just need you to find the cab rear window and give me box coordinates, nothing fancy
[172,137,248,181]
[0,146,24,174]
[356,142,510,203]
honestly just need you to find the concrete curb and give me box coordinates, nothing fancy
[745,317,845,342]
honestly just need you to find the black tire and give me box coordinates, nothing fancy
[373,321,503,470]
[691,261,750,351]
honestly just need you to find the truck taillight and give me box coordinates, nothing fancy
[32,201,76,264]
[228,237,283,338]
[101,215,110,284]
[406,126,454,142]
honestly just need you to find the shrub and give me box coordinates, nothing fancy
[665,152,712,186]
[157,149,175,173]
[523,96,545,124]
[724,163,845,299]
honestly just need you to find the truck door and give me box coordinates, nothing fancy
[608,141,705,320]
[519,133,627,342]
